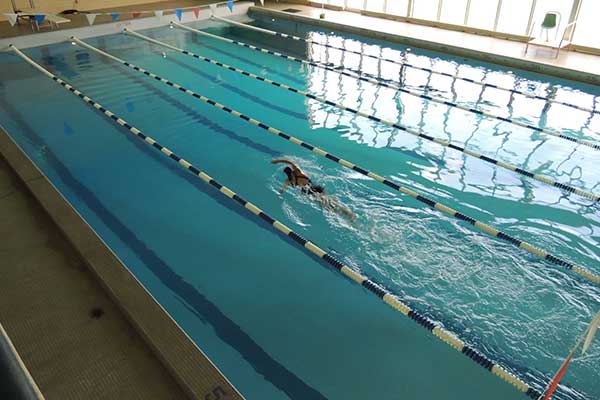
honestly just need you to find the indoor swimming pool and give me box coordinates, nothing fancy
[0,13,599,399]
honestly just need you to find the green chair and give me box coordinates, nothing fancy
[541,11,561,42]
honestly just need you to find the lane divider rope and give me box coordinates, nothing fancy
[69,37,600,287]
[212,14,600,116]
[122,29,599,203]
[208,16,600,151]
[9,43,541,399]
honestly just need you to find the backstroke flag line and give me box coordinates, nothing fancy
[541,310,600,400]
[582,309,600,354]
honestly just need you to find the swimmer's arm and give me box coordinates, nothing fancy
[272,159,299,170]
[280,180,290,193]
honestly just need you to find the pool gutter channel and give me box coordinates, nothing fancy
[0,106,245,399]
[9,43,545,399]
[247,6,600,87]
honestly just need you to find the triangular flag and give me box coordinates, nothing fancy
[154,10,164,19]
[227,0,234,12]
[259,0,264,5]
[175,8,183,21]
[132,12,142,18]
[85,13,97,26]
[192,7,200,19]
[111,13,120,21]
[582,310,600,354]
[209,4,217,15]
[34,15,45,24]
[4,14,17,27]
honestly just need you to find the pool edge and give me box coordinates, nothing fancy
[249,6,600,86]
[0,125,246,400]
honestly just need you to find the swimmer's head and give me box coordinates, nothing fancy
[283,167,293,180]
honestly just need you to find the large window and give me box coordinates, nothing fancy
[324,0,598,51]
[572,0,600,48]
[496,0,535,35]
[439,0,468,25]
[530,0,574,37]
[365,0,385,13]
[466,0,499,31]
[386,0,410,16]
[412,0,440,21]
[346,0,364,10]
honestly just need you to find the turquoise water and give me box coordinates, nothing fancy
[0,15,599,399]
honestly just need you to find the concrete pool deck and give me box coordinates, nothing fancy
[0,127,245,399]
[252,2,600,86]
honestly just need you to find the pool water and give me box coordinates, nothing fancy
[1,14,599,400]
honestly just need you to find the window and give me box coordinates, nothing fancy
[386,0,409,16]
[572,0,600,48]
[439,0,468,25]
[466,0,499,31]
[529,0,574,38]
[365,0,385,12]
[346,0,365,9]
[496,0,534,35]
[412,0,440,21]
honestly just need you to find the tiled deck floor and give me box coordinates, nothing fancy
[0,156,190,399]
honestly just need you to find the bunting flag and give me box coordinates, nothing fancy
[4,3,240,30]
[85,13,97,26]
[4,13,17,26]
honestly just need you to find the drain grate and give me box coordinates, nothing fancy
[282,8,302,13]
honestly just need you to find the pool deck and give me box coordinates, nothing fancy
[253,2,600,85]
[0,127,245,399]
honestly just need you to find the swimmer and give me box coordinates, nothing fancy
[272,159,356,220]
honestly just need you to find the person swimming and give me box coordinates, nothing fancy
[272,159,356,220]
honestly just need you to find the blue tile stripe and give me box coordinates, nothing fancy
[66,40,600,288]
[132,29,599,203]
[206,18,600,151]
[10,43,541,399]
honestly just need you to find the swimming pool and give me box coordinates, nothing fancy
[1,12,599,400]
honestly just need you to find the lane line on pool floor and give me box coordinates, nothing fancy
[212,14,600,117]
[200,18,600,151]
[68,37,600,287]
[118,30,600,203]
[9,43,541,399]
